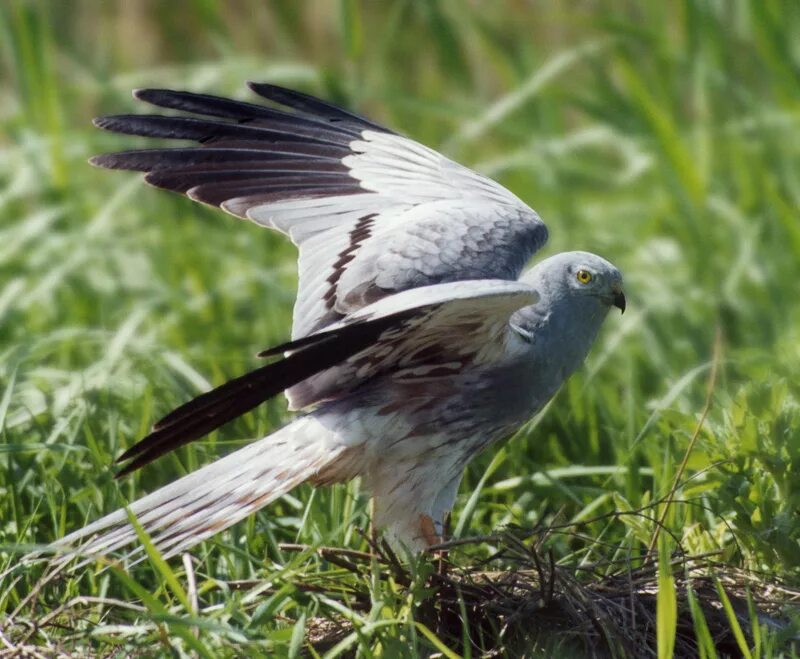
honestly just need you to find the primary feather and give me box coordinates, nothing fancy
[91,83,548,338]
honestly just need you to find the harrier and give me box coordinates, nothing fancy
[57,83,625,559]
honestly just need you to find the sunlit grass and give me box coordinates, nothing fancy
[1,0,799,655]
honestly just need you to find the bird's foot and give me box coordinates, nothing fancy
[419,514,451,582]
[419,514,444,547]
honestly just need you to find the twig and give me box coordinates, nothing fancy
[182,553,199,638]
[6,559,70,628]
[278,543,376,563]
[647,326,723,557]
[36,596,146,630]
[182,553,198,617]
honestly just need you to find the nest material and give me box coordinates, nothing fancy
[297,531,800,658]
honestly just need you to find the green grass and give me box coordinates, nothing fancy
[1,0,799,655]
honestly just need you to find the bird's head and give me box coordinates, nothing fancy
[521,251,626,316]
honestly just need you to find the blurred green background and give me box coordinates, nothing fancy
[1,0,799,654]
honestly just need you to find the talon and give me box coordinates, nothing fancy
[419,514,443,546]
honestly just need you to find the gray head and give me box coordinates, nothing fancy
[520,251,625,315]
[509,251,625,388]
[503,251,625,422]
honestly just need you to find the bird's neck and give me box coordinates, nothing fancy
[514,296,608,401]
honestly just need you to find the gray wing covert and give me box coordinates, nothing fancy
[331,201,545,313]
[91,83,549,338]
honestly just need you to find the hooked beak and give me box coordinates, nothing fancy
[613,291,626,314]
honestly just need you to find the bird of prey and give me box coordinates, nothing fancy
[56,83,625,559]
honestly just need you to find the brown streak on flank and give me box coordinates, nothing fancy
[378,395,430,417]
[377,400,406,416]
[386,477,407,496]
[408,366,461,379]
[402,343,446,364]
[405,425,431,439]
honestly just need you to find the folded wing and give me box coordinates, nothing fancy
[91,83,548,338]
[116,280,537,475]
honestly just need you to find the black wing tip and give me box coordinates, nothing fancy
[114,448,144,479]
[89,151,154,171]
[93,115,144,135]
[247,80,310,98]
[113,463,135,480]
[92,113,139,129]
[245,81,390,133]
[111,311,410,477]
[142,171,174,190]
[246,80,276,96]
[113,425,182,478]
[114,437,152,467]
[92,115,110,130]
[246,81,313,109]
[114,453,152,479]
[115,443,140,464]
[135,81,304,106]
[133,87,172,103]
[256,330,338,358]
[88,153,125,169]
[256,345,284,358]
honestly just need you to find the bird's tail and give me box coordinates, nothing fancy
[52,414,349,564]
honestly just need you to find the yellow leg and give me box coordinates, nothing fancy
[419,514,443,547]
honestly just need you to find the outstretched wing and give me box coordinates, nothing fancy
[91,83,548,338]
[116,280,537,476]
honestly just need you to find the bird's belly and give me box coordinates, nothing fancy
[334,369,530,459]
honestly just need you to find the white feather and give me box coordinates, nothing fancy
[52,415,350,563]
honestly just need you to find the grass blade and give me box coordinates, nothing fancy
[715,578,753,659]
[656,535,677,659]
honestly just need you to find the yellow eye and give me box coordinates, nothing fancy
[576,269,593,284]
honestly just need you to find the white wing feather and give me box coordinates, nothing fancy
[91,85,548,338]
